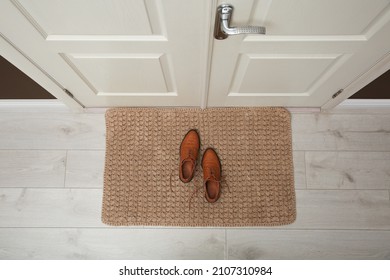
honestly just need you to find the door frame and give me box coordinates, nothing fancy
[322,51,390,110]
[0,33,83,111]
[1,7,389,111]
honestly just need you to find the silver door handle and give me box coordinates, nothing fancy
[214,4,266,40]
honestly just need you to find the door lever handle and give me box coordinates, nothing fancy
[214,4,266,40]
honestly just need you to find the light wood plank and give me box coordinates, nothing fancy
[0,150,66,188]
[1,189,389,230]
[293,151,306,189]
[227,229,390,259]
[65,150,105,188]
[306,152,390,189]
[289,190,390,230]
[0,188,105,227]
[2,112,390,152]
[330,100,390,115]
[292,113,390,151]
[0,113,105,149]
[0,228,225,260]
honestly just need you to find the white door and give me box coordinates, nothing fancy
[0,0,211,107]
[208,0,390,107]
[1,0,390,108]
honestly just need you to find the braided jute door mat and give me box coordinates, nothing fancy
[102,107,296,227]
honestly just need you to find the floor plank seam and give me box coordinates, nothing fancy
[0,149,106,151]
[63,150,68,188]
[2,148,390,152]
[1,187,389,191]
[1,227,390,231]
[303,151,308,189]
[291,149,390,152]
[216,228,390,232]
[224,229,228,260]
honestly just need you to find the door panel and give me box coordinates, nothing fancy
[260,0,389,35]
[17,0,155,36]
[63,53,174,95]
[208,0,390,107]
[230,54,338,94]
[0,0,210,107]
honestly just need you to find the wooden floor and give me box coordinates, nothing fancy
[0,106,389,259]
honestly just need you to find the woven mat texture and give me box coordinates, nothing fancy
[102,107,296,227]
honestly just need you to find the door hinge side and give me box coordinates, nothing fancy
[63,89,85,108]
[332,89,344,99]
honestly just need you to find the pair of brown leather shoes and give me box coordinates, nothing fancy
[179,129,222,203]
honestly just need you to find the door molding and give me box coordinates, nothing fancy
[0,99,69,112]
[337,99,390,108]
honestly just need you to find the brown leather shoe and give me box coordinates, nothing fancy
[201,148,221,203]
[179,129,200,183]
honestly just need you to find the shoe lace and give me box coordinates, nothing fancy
[188,171,230,210]
[205,168,220,183]
[170,164,230,210]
